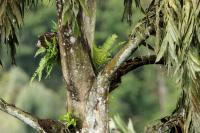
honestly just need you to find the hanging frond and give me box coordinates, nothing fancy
[153,0,200,131]
[122,0,133,25]
[155,0,200,87]
[134,0,144,12]
[0,0,40,64]
[122,0,149,25]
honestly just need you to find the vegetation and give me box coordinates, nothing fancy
[0,0,199,133]
[59,112,77,128]
[31,36,59,81]
[93,34,125,70]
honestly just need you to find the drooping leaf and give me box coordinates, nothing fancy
[122,0,133,25]
[156,38,168,62]
[0,0,41,64]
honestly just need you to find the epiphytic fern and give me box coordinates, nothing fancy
[93,34,125,70]
[31,36,59,82]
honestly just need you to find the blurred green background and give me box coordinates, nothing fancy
[0,1,179,133]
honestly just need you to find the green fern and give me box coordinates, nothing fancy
[31,37,59,82]
[92,34,125,69]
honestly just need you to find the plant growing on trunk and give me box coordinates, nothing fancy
[0,0,200,132]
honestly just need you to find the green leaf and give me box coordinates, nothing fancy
[102,34,118,51]
[0,0,6,17]
[156,39,168,62]
[35,47,46,57]
[59,112,77,128]
[93,34,119,69]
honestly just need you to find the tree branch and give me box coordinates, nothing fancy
[110,55,164,92]
[81,0,96,51]
[0,98,68,133]
[0,98,47,133]
[101,25,155,79]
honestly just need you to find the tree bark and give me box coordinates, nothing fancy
[84,75,110,133]
[56,0,104,132]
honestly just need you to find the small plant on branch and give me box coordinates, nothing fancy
[31,36,59,82]
[59,112,77,128]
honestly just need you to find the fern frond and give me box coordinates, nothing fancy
[35,47,46,57]
[102,34,118,52]
[93,34,125,70]
[31,37,59,82]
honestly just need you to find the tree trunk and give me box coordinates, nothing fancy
[84,75,110,132]
[56,0,110,132]
[58,37,110,132]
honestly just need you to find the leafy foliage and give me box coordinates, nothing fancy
[138,0,200,132]
[93,34,125,70]
[59,112,77,128]
[51,21,58,32]
[0,0,40,64]
[31,37,59,82]
[155,0,200,90]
